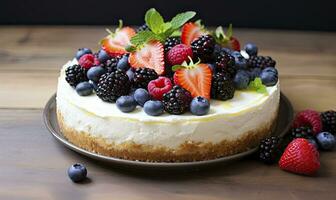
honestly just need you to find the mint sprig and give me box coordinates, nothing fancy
[130,8,196,48]
[248,78,268,94]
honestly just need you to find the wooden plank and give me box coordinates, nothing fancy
[0,109,335,200]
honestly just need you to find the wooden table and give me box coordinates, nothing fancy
[0,26,335,200]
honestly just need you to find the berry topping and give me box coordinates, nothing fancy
[148,76,173,100]
[321,110,336,134]
[116,95,137,113]
[191,35,215,62]
[133,68,158,89]
[215,52,235,72]
[116,54,131,71]
[78,54,95,69]
[75,81,93,96]
[164,37,181,52]
[65,64,88,87]
[244,43,258,56]
[173,61,212,99]
[129,41,165,75]
[144,100,164,116]
[96,70,131,102]
[87,66,106,83]
[259,136,282,164]
[181,22,206,46]
[97,49,111,63]
[233,70,250,89]
[260,67,278,86]
[293,110,322,135]
[162,85,192,115]
[75,48,92,60]
[101,26,136,57]
[213,25,240,51]
[166,44,193,65]
[103,56,121,73]
[248,67,262,80]
[190,96,210,116]
[248,55,276,69]
[279,138,320,176]
[316,132,335,150]
[133,88,150,106]
[211,72,235,100]
[67,163,87,183]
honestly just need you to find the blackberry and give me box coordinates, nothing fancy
[133,68,158,89]
[102,56,121,73]
[259,136,282,164]
[164,37,181,52]
[162,85,192,115]
[136,24,149,32]
[211,72,235,100]
[96,70,131,102]
[248,56,276,69]
[321,110,336,134]
[290,126,314,140]
[215,52,236,78]
[191,35,215,62]
[65,64,88,87]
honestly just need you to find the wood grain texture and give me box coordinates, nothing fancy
[0,26,335,199]
[1,109,335,200]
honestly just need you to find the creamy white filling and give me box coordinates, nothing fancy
[57,60,280,148]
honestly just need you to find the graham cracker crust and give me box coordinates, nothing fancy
[57,110,278,162]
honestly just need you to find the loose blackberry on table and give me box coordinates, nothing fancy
[65,64,88,87]
[211,72,235,100]
[162,85,192,115]
[259,136,282,164]
[96,69,131,103]
[191,35,215,62]
[133,68,158,89]
[321,110,336,134]
[248,56,276,69]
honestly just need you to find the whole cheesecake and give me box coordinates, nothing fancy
[56,9,280,162]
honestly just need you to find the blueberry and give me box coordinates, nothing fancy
[67,163,87,182]
[207,63,216,73]
[90,81,98,91]
[316,132,335,150]
[117,54,130,71]
[97,49,111,63]
[87,66,106,83]
[260,69,278,86]
[244,43,258,56]
[308,138,319,150]
[234,70,250,89]
[116,95,137,113]
[134,88,150,106]
[144,100,164,116]
[234,57,247,70]
[263,67,278,75]
[231,51,244,59]
[221,48,233,54]
[190,96,210,116]
[249,68,261,80]
[75,82,93,96]
[126,68,134,81]
[75,48,92,60]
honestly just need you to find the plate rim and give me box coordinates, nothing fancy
[43,92,293,168]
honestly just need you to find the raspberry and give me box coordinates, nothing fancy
[93,56,100,66]
[293,110,322,135]
[147,76,173,100]
[166,44,193,65]
[78,54,95,69]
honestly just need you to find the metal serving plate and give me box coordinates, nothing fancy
[43,93,293,170]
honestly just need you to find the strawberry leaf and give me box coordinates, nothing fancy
[130,30,159,46]
[226,24,233,38]
[172,65,187,71]
[248,78,268,94]
[145,8,165,34]
[170,11,196,30]
[215,26,225,40]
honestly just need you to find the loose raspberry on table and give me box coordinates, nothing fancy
[292,109,322,135]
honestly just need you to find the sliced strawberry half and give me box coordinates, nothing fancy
[174,63,212,99]
[129,41,165,75]
[101,27,136,57]
[181,22,206,46]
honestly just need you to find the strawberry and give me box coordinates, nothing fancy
[213,24,240,51]
[101,27,136,57]
[226,36,240,51]
[279,138,320,176]
[181,22,206,46]
[173,60,212,99]
[129,41,165,75]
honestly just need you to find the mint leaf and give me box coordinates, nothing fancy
[248,78,268,94]
[145,8,164,34]
[159,22,172,33]
[170,11,196,29]
[130,30,159,46]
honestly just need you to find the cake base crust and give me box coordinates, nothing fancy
[57,109,278,162]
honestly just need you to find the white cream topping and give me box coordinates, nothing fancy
[57,59,280,148]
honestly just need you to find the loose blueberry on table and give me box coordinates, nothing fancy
[67,163,87,183]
